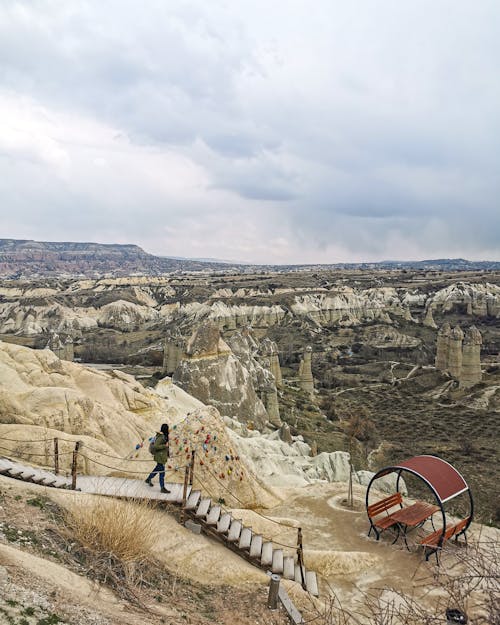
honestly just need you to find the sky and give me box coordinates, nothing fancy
[0,1,499,264]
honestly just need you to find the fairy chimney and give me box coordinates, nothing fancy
[448,326,464,380]
[435,322,451,371]
[423,306,438,329]
[298,346,315,398]
[163,330,184,374]
[263,388,282,427]
[460,326,482,388]
[63,335,74,362]
[266,342,283,388]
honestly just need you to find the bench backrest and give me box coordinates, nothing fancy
[451,517,470,536]
[367,492,403,518]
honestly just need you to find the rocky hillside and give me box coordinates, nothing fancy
[0,239,227,277]
[1,342,499,625]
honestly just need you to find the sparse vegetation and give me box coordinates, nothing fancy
[60,497,161,604]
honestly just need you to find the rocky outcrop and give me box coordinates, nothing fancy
[227,329,281,427]
[362,326,421,349]
[461,326,482,388]
[173,323,268,428]
[298,347,315,398]
[259,338,283,388]
[428,282,500,317]
[162,330,184,375]
[422,306,438,329]
[435,322,451,371]
[98,300,159,331]
[46,332,74,361]
[0,341,279,508]
[448,326,464,379]
[290,288,409,327]
[435,322,483,387]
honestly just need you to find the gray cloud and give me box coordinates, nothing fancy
[0,0,499,263]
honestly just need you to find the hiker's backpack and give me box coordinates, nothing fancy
[148,435,156,455]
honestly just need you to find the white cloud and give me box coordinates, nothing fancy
[0,0,499,262]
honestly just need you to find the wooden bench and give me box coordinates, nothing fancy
[367,492,403,540]
[420,517,470,562]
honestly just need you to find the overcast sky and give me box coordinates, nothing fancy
[0,1,499,264]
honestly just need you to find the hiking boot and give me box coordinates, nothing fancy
[161,487,171,494]
[145,478,153,487]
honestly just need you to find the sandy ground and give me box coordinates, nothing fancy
[0,472,498,624]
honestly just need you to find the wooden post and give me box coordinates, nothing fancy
[348,461,354,508]
[53,437,59,475]
[296,527,306,590]
[189,450,195,485]
[71,441,81,490]
[267,573,280,610]
[181,461,190,521]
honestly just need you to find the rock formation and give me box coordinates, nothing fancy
[162,330,184,375]
[227,329,281,427]
[298,346,314,398]
[0,340,278,508]
[259,338,283,388]
[428,282,500,317]
[172,323,268,428]
[422,306,438,329]
[46,332,74,361]
[447,326,464,379]
[435,322,451,371]
[461,326,482,388]
[435,323,483,387]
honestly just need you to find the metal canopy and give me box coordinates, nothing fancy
[377,454,469,503]
[366,455,473,560]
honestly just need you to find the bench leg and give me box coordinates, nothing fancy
[391,524,400,545]
[368,523,380,541]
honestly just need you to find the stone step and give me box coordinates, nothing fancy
[206,505,221,526]
[165,483,183,503]
[283,556,295,580]
[176,484,191,504]
[195,498,211,519]
[306,570,319,597]
[294,564,306,586]
[261,541,273,567]
[185,490,201,510]
[238,527,252,550]
[227,520,242,543]
[216,513,232,534]
[249,534,263,559]
[271,549,284,574]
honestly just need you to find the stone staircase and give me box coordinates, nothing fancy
[184,488,319,595]
[0,457,72,489]
[0,459,319,596]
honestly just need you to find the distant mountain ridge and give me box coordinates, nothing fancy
[0,238,224,277]
[0,238,498,277]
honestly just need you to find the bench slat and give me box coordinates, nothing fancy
[420,517,470,549]
[367,492,402,518]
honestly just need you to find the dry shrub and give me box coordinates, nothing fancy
[65,496,157,562]
[300,538,500,625]
[62,497,163,604]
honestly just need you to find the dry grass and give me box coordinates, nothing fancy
[64,496,158,563]
[61,497,163,604]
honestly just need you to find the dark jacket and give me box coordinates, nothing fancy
[152,432,169,464]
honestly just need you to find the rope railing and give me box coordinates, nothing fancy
[0,444,73,458]
[0,433,187,461]
[1,424,309,576]
[201,462,299,550]
[78,453,187,477]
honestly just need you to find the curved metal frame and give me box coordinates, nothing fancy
[366,464,473,559]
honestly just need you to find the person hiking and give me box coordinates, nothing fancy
[145,423,170,493]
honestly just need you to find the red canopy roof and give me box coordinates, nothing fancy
[388,455,468,503]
